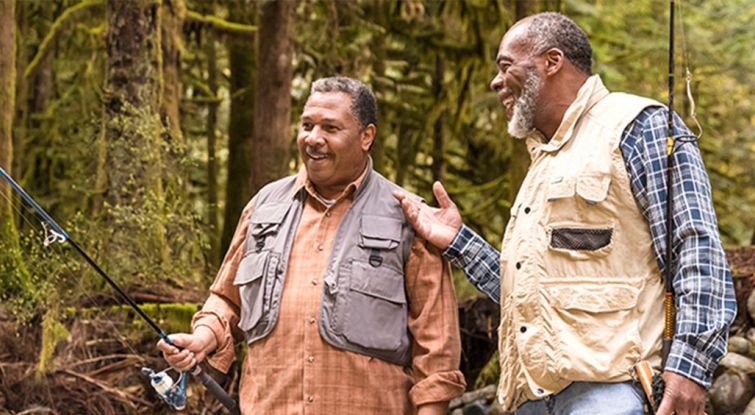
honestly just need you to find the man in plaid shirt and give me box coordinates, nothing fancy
[395,12,734,415]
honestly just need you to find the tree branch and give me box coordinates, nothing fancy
[186,10,257,37]
[24,0,105,80]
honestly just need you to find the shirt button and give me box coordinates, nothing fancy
[317,244,324,251]
[524,207,531,214]
[308,316,316,324]
[311,279,318,286]
[520,326,527,333]
[307,395,315,403]
[307,355,315,363]
[516,262,522,269]
[325,211,332,217]
[537,388,545,395]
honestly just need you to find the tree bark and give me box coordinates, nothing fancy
[205,27,220,268]
[160,0,186,195]
[0,0,30,298]
[221,0,256,255]
[104,0,167,276]
[250,0,292,193]
[432,54,445,183]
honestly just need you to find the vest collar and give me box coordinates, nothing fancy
[526,75,610,155]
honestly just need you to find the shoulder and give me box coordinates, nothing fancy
[370,170,423,203]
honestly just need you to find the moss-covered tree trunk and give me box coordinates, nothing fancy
[250,0,292,192]
[0,0,31,301]
[103,0,167,278]
[160,0,187,196]
[205,20,220,268]
[221,1,256,255]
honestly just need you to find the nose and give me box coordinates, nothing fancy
[304,127,326,147]
[490,73,504,92]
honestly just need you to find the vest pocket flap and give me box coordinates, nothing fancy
[576,176,611,204]
[360,215,402,249]
[350,261,406,304]
[233,252,267,285]
[546,282,640,313]
[546,177,576,201]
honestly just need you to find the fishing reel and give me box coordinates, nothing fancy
[142,367,188,411]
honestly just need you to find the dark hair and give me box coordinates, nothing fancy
[310,77,377,129]
[526,12,593,75]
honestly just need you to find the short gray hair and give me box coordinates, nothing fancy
[526,12,593,75]
[310,77,377,129]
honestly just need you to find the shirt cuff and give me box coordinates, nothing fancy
[409,370,466,407]
[663,339,717,389]
[442,224,481,268]
[191,311,236,373]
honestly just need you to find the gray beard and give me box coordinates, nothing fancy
[507,69,542,139]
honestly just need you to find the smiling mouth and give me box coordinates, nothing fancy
[306,148,329,161]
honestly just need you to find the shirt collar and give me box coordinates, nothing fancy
[291,156,372,204]
[526,74,610,154]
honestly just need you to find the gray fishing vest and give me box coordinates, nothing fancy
[232,166,419,366]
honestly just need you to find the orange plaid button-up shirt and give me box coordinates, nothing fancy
[192,167,465,414]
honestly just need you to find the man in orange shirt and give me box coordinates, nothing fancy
[158,77,465,414]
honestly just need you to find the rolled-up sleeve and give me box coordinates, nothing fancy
[191,197,256,373]
[405,237,466,407]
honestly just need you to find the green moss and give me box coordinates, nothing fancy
[37,309,70,377]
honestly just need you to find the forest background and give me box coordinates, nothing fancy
[0,0,753,414]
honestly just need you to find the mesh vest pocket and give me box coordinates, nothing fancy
[550,227,613,251]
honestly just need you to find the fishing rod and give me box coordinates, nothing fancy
[0,166,240,415]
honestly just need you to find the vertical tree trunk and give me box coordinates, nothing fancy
[104,0,167,277]
[431,54,445,183]
[205,30,220,268]
[221,1,255,255]
[160,0,186,193]
[250,0,292,193]
[0,0,30,298]
[368,0,387,174]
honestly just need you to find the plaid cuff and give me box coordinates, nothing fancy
[664,339,718,389]
[442,224,501,304]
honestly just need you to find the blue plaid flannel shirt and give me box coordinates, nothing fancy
[442,106,736,388]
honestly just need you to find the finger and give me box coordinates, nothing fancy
[392,190,407,203]
[432,181,455,209]
[167,333,193,349]
[173,351,196,371]
[401,198,420,222]
[157,339,178,355]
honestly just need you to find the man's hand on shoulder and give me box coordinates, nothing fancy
[656,371,707,415]
[156,325,218,372]
[393,181,462,251]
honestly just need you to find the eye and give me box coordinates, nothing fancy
[324,124,339,132]
[301,121,313,131]
[499,63,511,73]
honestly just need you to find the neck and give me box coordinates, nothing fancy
[535,72,589,141]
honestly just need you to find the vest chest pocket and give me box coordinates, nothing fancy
[546,175,615,256]
[343,261,407,352]
[248,202,290,252]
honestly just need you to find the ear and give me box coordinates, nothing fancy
[543,48,565,77]
[360,124,376,151]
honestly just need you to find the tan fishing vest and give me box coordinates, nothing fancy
[497,75,665,411]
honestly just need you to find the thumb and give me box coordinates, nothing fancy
[433,181,454,209]
[655,394,673,415]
